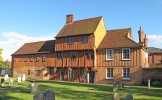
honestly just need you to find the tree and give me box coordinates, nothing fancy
[0,48,3,62]
[0,60,11,70]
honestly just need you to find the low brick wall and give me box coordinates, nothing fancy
[142,68,162,81]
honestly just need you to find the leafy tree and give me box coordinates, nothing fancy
[0,48,3,62]
[0,60,11,70]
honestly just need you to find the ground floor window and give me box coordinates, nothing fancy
[27,70,30,75]
[68,68,73,80]
[106,68,113,79]
[47,67,54,75]
[35,70,41,76]
[80,69,86,77]
[123,68,130,80]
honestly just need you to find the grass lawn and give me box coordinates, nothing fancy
[0,79,162,100]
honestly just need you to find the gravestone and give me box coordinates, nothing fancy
[148,79,150,90]
[33,91,44,100]
[113,84,117,91]
[9,79,13,85]
[31,83,38,93]
[18,76,21,83]
[112,92,120,100]
[1,78,5,87]
[44,90,55,100]
[4,74,9,82]
[22,74,26,81]
[125,93,133,100]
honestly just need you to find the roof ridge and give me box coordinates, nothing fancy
[25,39,55,44]
[107,27,131,32]
[73,16,103,23]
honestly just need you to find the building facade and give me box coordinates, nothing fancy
[12,14,148,85]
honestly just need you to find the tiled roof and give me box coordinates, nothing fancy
[98,28,142,49]
[55,16,102,38]
[12,40,55,55]
[148,47,162,53]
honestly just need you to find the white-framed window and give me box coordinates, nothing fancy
[106,49,114,60]
[82,35,88,43]
[42,54,46,61]
[36,55,40,61]
[106,68,113,79]
[68,36,74,44]
[122,68,130,80]
[122,48,131,60]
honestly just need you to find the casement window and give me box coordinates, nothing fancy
[123,68,130,80]
[70,52,77,59]
[85,51,93,59]
[106,68,113,79]
[27,70,30,75]
[106,49,114,60]
[82,35,88,43]
[31,55,34,61]
[19,55,22,62]
[68,36,74,44]
[57,52,64,59]
[122,48,131,60]
[36,55,40,61]
[42,54,46,61]
[35,70,41,76]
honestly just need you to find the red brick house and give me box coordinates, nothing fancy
[12,14,148,85]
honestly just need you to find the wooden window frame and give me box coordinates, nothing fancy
[122,48,131,60]
[82,35,88,43]
[122,68,130,80]
[106,68,113,79]
[106,49,114,60]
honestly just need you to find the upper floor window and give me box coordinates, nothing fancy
[106,68,113,79]
[36,55,40,61]
[31,55,34,61]
[24,56,27,62]
[14,58,17,62]
[42,54,46,61]
[85,51,93,59]
[123,68,130,80]
[70,52,77,59]
[82,35,88,43]
[57,52,64,59]
[68,36,74,44]
[106,49,114,60]
[122,48,130,60]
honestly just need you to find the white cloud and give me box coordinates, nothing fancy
[0,32,54,61]
[148,35,162,43]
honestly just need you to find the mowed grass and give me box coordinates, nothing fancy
[0,79,162,100]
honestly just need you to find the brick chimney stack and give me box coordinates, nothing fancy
[138,26,145,44]
[66,14,74,24]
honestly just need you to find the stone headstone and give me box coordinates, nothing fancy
[112,92,120,100]
[4,74,9,82]
[148,79,150,90]
[31,83,38,93]
[18,76,21,83]
[22,74,26,81]
[33,91,44,100]
[125,93,133,100]
[113,84,117,92]
[9,79,13,85]
[44,90,55,100]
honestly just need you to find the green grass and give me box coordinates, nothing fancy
[0,79,162,100]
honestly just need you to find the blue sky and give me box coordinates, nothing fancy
[0,0,162,61]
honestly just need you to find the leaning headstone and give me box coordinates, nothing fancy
[125,93,133,100]
[112,92,120,100]
[148,79,150,90]
[9,79,13,85]
[22,74,26,81]
[31,83,38,93]
[18,76,21,83]
[33,91,44,100]
[44,90,55,100]
[4,74,9,82]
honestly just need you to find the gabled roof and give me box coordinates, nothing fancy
[98,28,142,49]
[55,16,102,38]
[12,40,55,55]
[148,47,162,53]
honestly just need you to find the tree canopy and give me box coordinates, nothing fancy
[0,48,3,62]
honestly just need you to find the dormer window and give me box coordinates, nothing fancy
[68,36,74,44]
[122,48,131,60]
[82,35,88,43]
